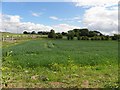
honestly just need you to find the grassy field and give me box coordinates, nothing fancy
[1,38,119,88]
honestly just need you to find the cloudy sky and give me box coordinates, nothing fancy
[1,0,119,35]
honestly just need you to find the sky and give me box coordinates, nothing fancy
[0,0,119,35]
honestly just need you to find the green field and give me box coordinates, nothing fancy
[1,39,119,88]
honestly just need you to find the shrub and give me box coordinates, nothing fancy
[81,36,89,40]
[48,29,56,39]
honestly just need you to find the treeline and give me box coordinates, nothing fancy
[23,29,120,40]
[23,31,49,35]
[48,29,63,39]
[23,30,65,39]
[67,29,120,40]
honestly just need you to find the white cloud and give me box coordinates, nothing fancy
[2,14,22,22]
[73,0,118,35]
[77,20,81,23]
[73,16,81,20]
[0,13,2,22]
[20,22,53,32]
[49,16,81,24]
[32,13,39,17]
[10,15,21,22]
[32,12,42,17]
[1,14,52,33]
[49,16,60,20]
[1,14,22,33]
[52,24,81,32]
[83,6,118,35]
[1,14,81,33]
[73,0,118,8]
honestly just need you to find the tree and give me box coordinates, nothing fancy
[48,29,56,38]
[62,32,67,36]
[111,34,120,40]
[38,31,42,35]
[67,30,75,40]
[77,35,80,40]
[56,33,63,39]
[31,31,36,34]
[79,28,89,36]
[104,35,110,40]
[88,31,97,37]
[93,31,103,36]
[67,36,70,40]
[73,29,80,37]
[81,36,89,40]
[23,31,28,34]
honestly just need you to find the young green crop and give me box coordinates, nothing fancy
[2,39,118,88]
[2,39,118,68]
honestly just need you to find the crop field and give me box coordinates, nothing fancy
[1,38,119,88]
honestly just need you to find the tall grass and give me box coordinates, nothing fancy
[2,39,118,68]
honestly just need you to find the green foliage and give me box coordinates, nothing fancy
[31,31,36,34]
[111,34,120,40]
[79,28,89,36]
[48,29,56,38]
[81,36,89,40]
[67,29,115,41]
[2,39,118,68]
[77,35,80,40]
[88,31,97,37]
[23,31,29,34]
[48,30,63,39]
[56,33,63,39]
[67,30,75,40]
[2,39,118,88]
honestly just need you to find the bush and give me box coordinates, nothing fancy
[111,34,120,40]
[48,29,56,39]
[57,34,63,39]
[81,36,89,40]
[77,36,80,40]
[67,36,70,40]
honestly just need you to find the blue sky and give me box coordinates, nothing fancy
[2,2,85,26]
[1,1,118,35]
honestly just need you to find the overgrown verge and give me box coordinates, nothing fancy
[1,59,118,88]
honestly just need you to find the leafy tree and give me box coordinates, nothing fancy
[88,31,97,37]
[67,36,70,40]
[93,31,103,36]
[38,31,42,35]
[111,34,120,40]
[23,31,28,34]
[73,29,80,37]
[67,30,75,40]
[48,29,56,38]
[31,31,36,34]
[62,32,67,36]
[56,33,63,39]
[81,36,89,40]
[38,31,49,35]
[77,35,80,40]
[55,33,63,39]
[101,36,105,40]
[79,28,89,36]
[104,35,110,40]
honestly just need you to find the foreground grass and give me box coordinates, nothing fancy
[2,60,118,88]
[2,39,119,88]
